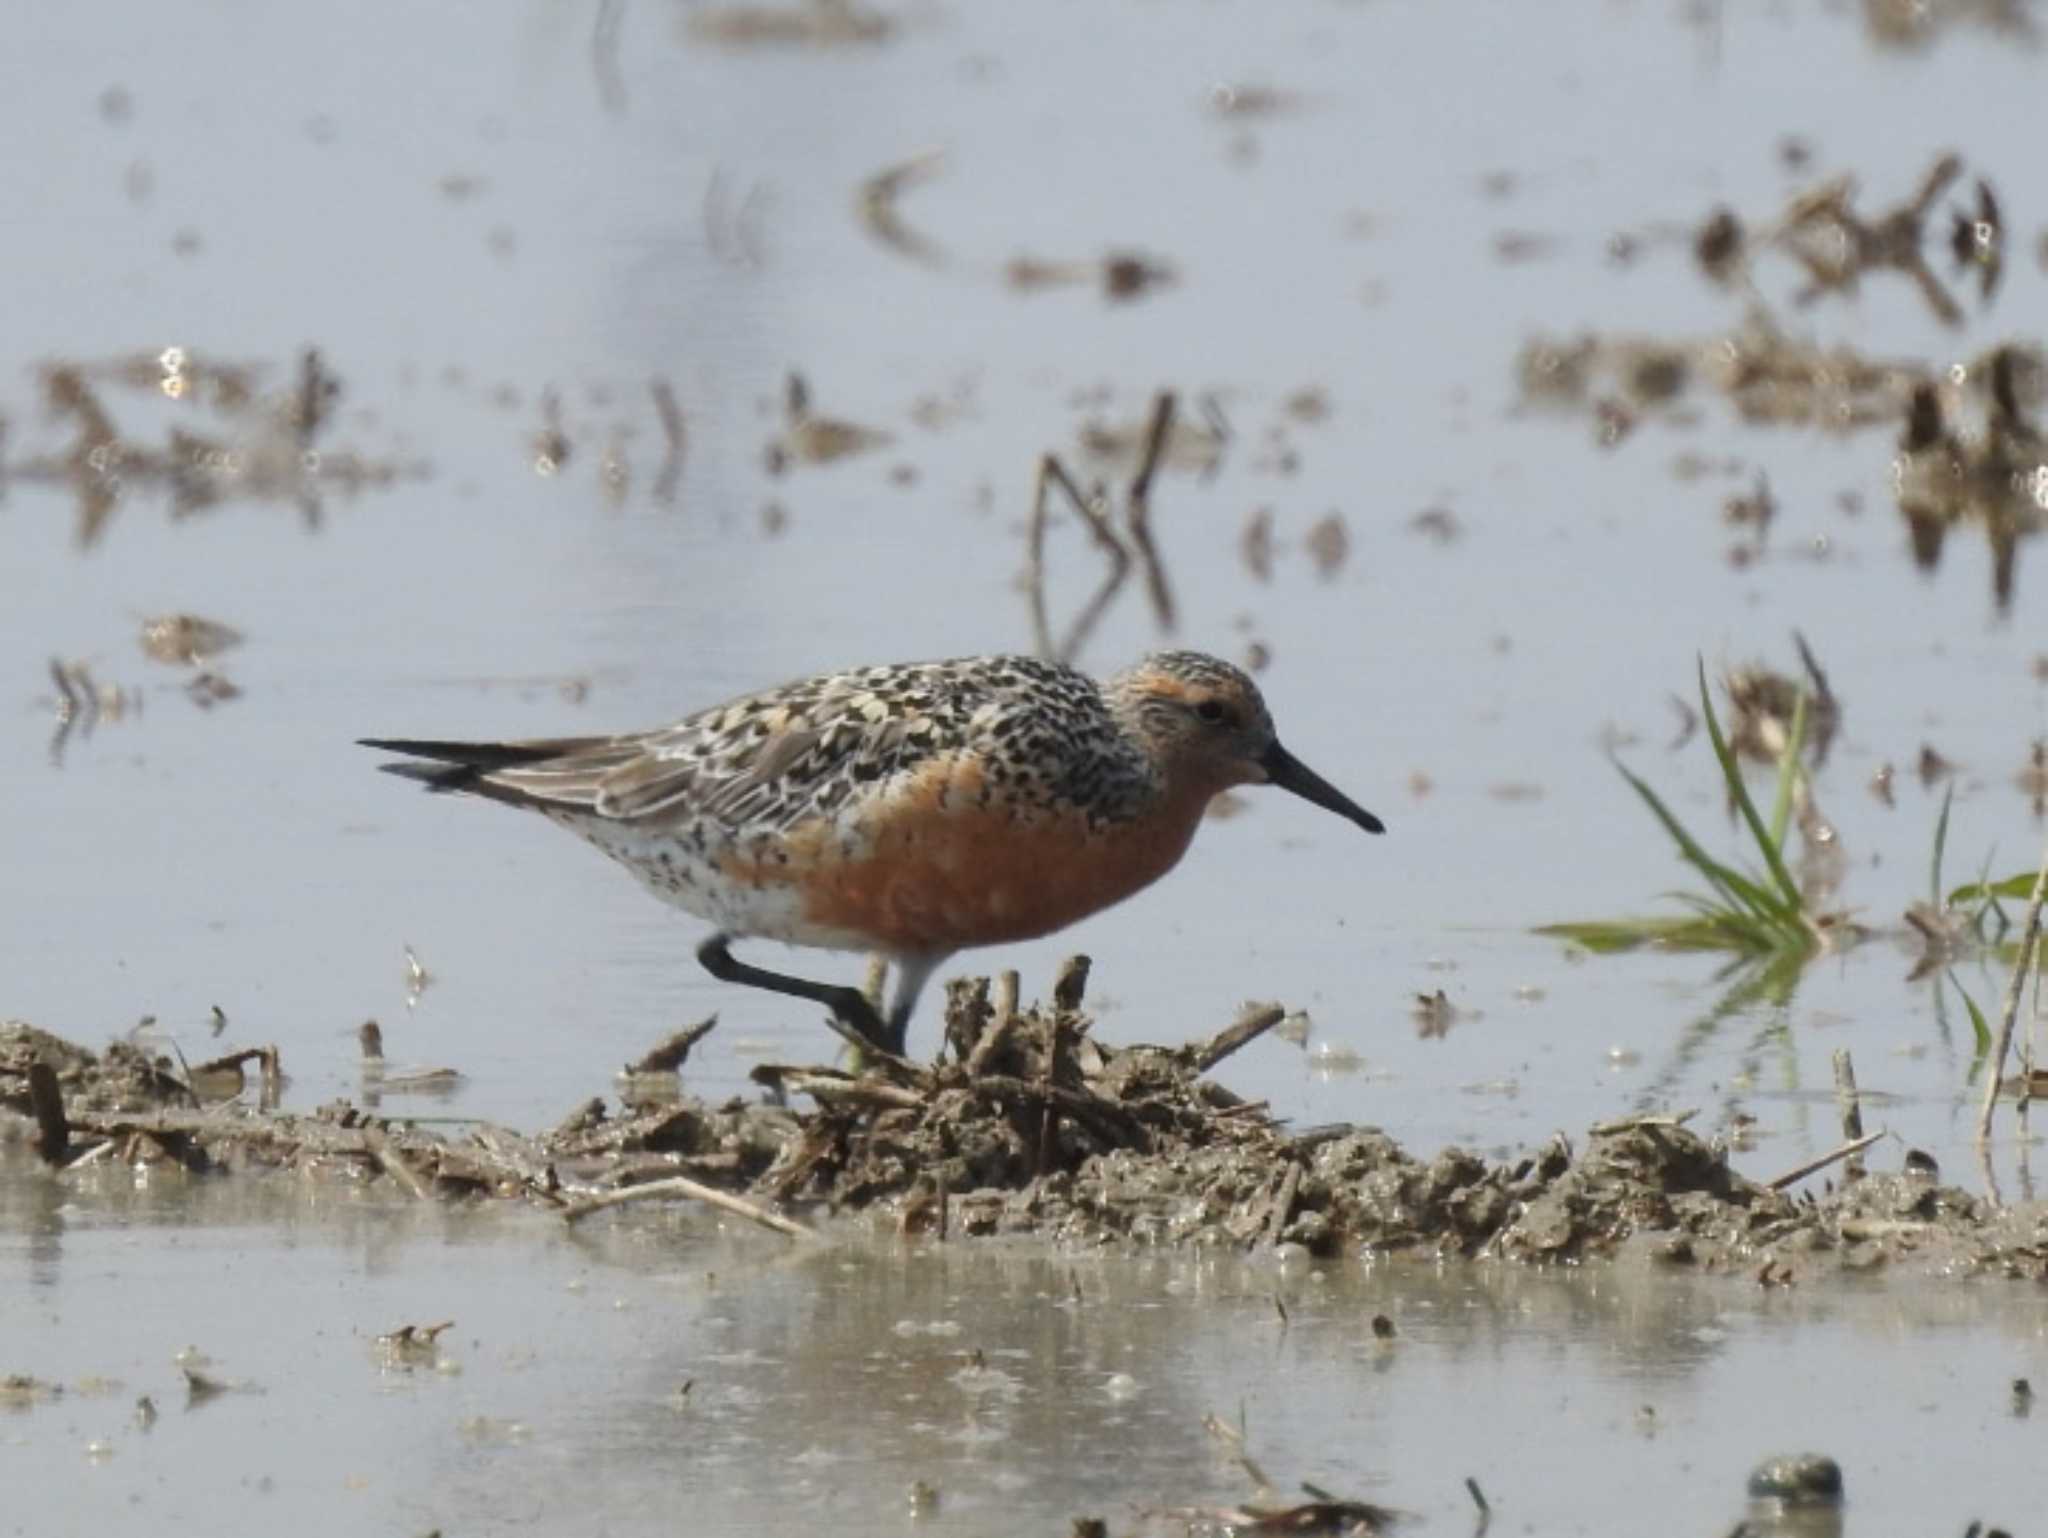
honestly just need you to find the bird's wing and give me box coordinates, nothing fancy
[586,671,961,828]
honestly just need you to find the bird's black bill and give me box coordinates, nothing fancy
[1259,741,1384,834]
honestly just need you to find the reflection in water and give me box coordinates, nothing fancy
[2,1155,2044,1534]
[1893,348,2048,614]
[1525,149,2048,612]
[3,349,420,550]
[1521,319,2048,612]
[1862,0,2039,50]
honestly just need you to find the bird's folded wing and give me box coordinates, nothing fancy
[591,708,935,827]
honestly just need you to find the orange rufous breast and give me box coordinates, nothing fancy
[717,752,1211,954]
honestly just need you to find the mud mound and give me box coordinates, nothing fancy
[7,980,2048,1279]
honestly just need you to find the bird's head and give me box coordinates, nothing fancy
[1107,652,1383,834]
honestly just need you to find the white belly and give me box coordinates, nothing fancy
[543,809,876,954]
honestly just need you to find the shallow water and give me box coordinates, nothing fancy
[6,0,2044,1169]
[5,0,2048,1530]
[5,1153,2043,1537]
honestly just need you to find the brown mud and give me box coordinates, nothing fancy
[6,969,2047,1281]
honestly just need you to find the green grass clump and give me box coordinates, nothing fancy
[1540,660,1825,959]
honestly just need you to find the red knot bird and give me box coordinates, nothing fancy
[362,651,1382,1055]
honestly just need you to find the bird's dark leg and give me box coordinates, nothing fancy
[696,934,890,1053]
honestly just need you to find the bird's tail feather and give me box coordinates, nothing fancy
[359,737,596,806]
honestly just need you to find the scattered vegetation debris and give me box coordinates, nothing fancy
[1303,512,1349,579]
[182,669,242,709]
[649,376,686,504]
[376,1321,455,1368]
[42,658,142,765]
[4,350,420,548]
[1100,251,1176,303]
[358,1021,462,1099]
[1206,83,1300,120]
[1027,391,1181,663]
[1240,507,1275,582]
[1723,633,1839,768]
[0,1375,64,1408]
[1526,150,2046,610]
[1515,313,1924,437]
[687,0,894,47]
[11,951,2048,1276]
[1745,1452,1843,1508]
[854,150,948,266]
[765,373,893,473]
[138,613,242,665]
[624,1017,718,1076]
[1650,154,1989,325]
[1409,505,1460,544]
[701,166,774,269]
[2018,740,2048,816]
[529,389,571,476]
[1411,990,1457,1038]
[1862,0,2037,50]
[1151,1495,1400,1535]
[1077,394,1227,477]
[1005,250,1178,304]
[1892,345,2047,615]
[181,1366,232,1405]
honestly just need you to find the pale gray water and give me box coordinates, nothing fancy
[4,1,2048,1531]
[6,1153,2044,1537]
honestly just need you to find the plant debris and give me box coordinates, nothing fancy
[8,967,2048,1279]
[5,350,421,549]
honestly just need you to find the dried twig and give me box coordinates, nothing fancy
[976,1073,1141,1146]
[755,1066,923,1113]
[1977,836,2048,1146]
[649,377,685,505]
[1036,1015,1068,1175]
[362,1126,432,1201]
[1026,454,1129,663]
[1466,1475,1492,1536]
[1766,1129,1886,1191]
[561,1173,814,1238]
[854,150,948,266]
[1124,390,1179,632]
[627,1017,717,1074]
[966,973,1020,1076]
[27,1062,68,1165]
[1052,955,1092,1013]
[1831,1049,1866,1180]
[1190,1004,1287,1074]
[1259,1160,1303,1249]
[1200,1411,1275,1496]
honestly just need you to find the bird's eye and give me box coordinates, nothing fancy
[1195,699,1228,725]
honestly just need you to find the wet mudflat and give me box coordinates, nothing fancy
[7,1142,2046,1538]
[7,0,2048,1533]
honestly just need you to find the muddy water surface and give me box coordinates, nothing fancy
[6,1155,2043,1536]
